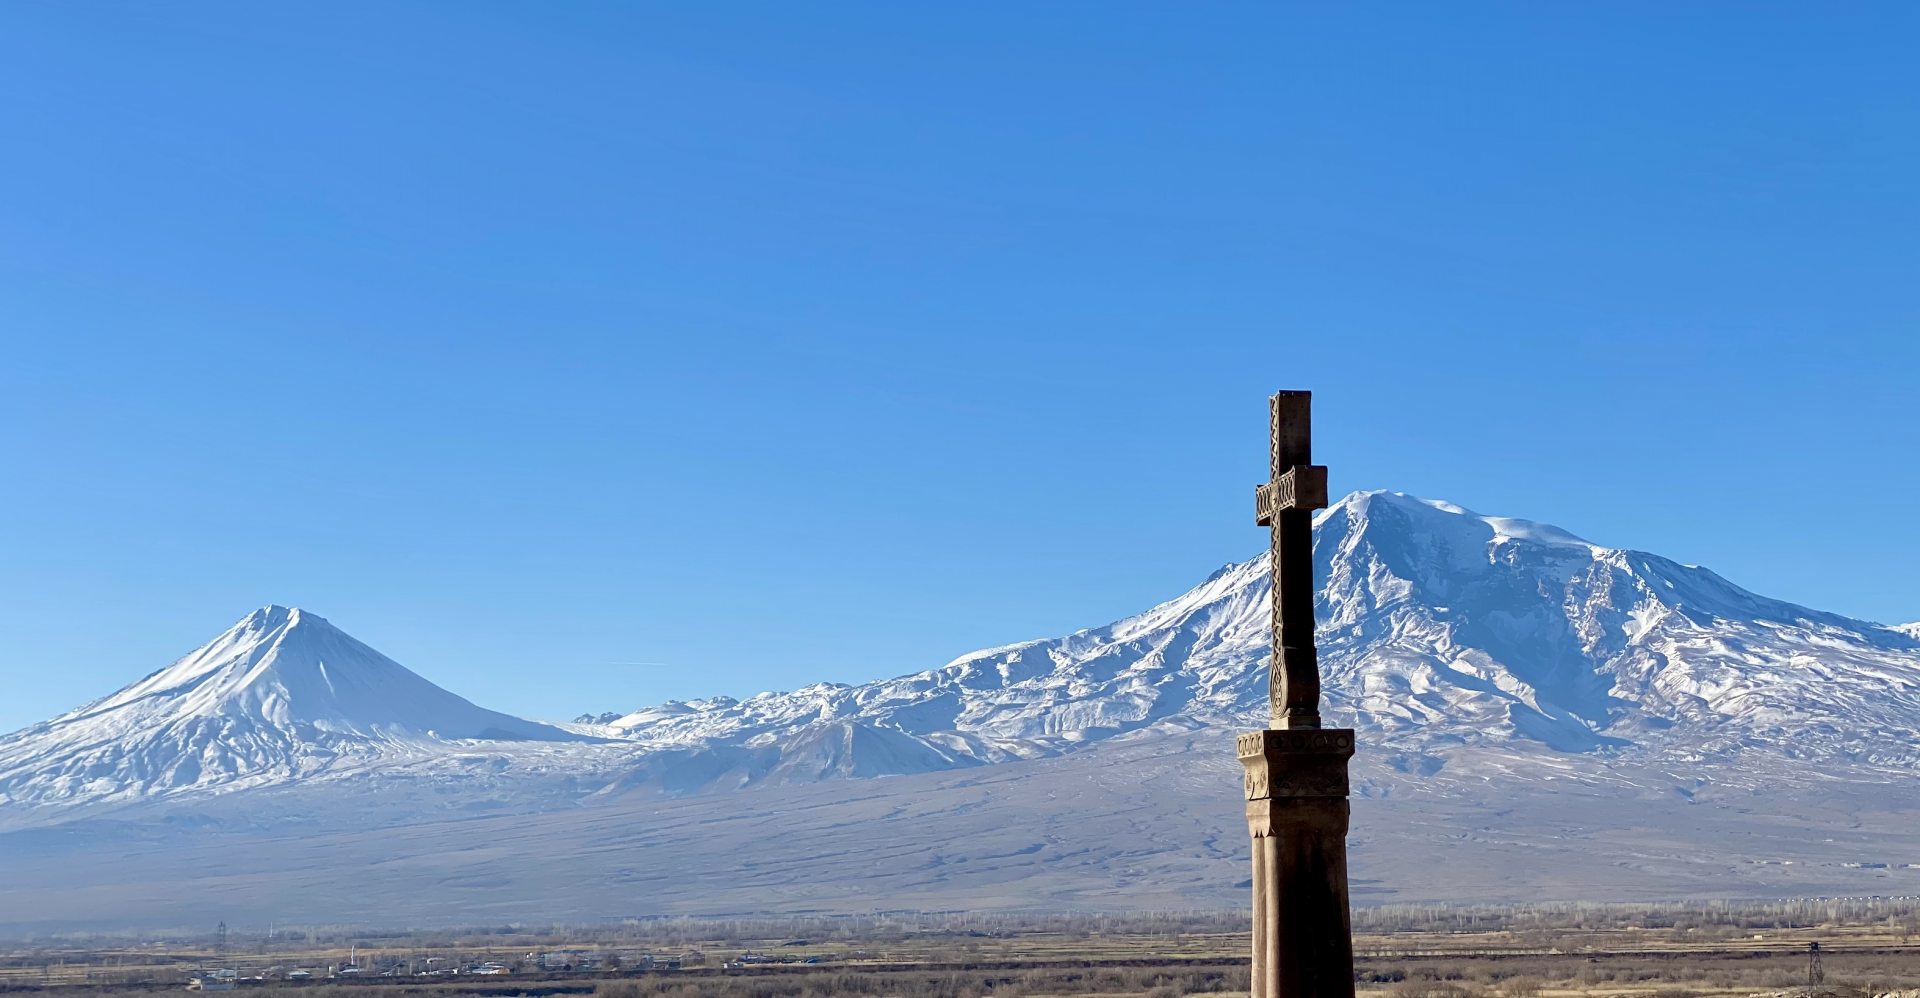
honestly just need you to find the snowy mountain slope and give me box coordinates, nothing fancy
[578,491,1920,787]
[0,606,588,807]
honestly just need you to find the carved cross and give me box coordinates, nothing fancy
[1255,391,1329,729]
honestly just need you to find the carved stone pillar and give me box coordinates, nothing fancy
[1238,728,1356,998]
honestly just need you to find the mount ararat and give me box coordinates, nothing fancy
[3,491,1918,930]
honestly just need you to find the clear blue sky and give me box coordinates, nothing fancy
[2,4,1915,733]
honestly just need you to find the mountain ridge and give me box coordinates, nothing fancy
[5,491,1918,815]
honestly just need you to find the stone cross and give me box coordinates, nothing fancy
[1238,389,1355,998]
[1255,390,1328,729]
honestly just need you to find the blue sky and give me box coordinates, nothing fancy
[2,3,1915,732]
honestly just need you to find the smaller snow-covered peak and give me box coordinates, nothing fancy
[71,604,474,734]
[0,606,588,807]
[1894,622,1920,640]
[84,605,347,718]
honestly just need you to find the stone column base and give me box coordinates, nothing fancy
[1238,729,1356,998]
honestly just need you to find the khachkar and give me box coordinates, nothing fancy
[1238,389,1355,998]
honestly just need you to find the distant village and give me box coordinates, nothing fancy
[186,949,721,989]
[176,944,878,990]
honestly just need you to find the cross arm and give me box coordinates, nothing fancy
[1255,465,1329,526]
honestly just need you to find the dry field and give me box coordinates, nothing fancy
[5,904,1920,998]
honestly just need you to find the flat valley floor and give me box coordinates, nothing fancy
[5,733,1920,931]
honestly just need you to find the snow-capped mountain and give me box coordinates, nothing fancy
[5,491,1918,813]
[0,606,586,807]
[576,490,1920,790]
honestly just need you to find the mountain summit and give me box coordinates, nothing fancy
[0,606,582,806]
[1314,493,1920,765]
